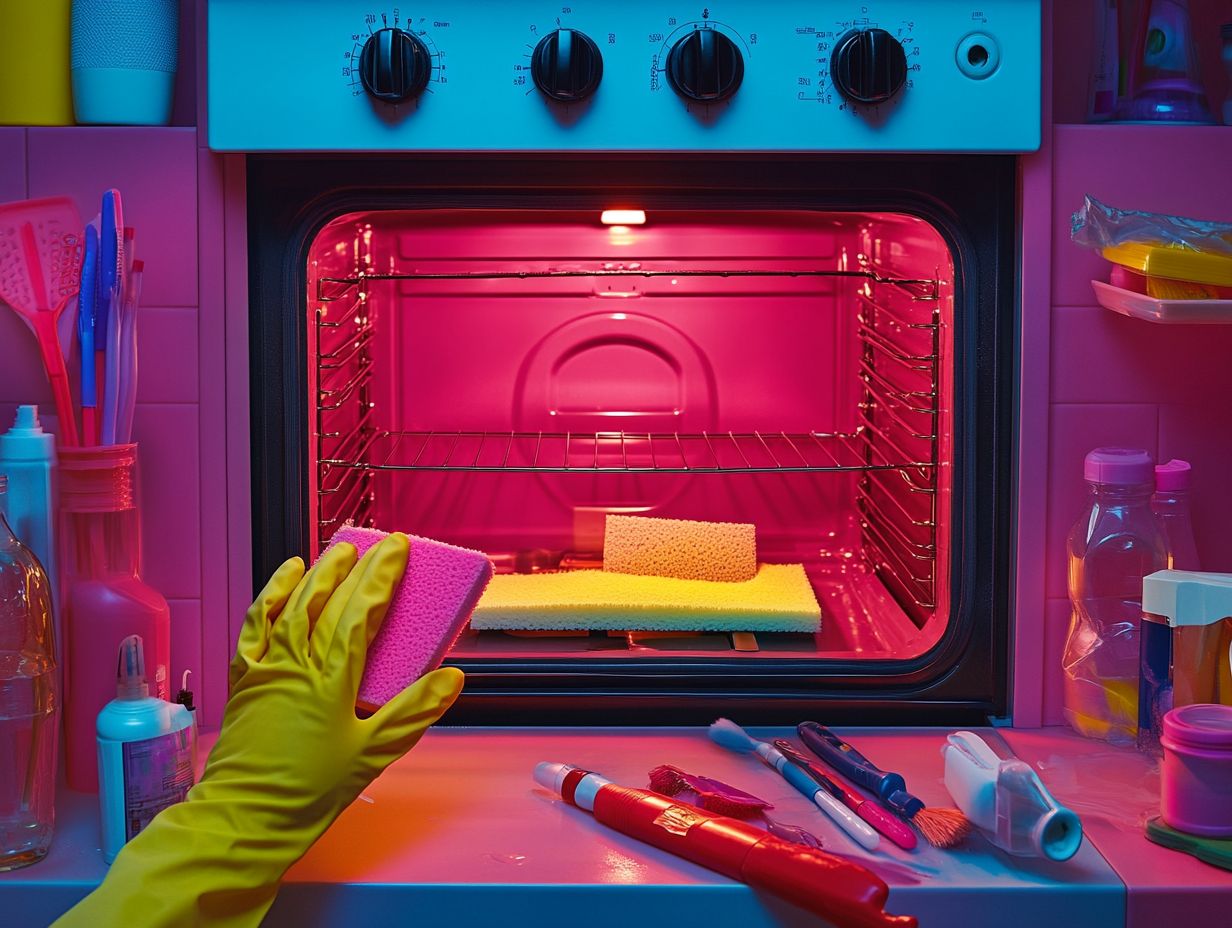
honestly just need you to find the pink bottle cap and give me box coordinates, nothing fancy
[1083,448,1154,486]
[1155,459,1192,492]
[1162,704,1232,750]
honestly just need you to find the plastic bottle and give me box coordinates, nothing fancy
[1062,448,1168,744]
[1222,23,1232,126]
[0,475,59,871]
[1089,0,1120,121]
[0,406,58,618]
[60,445,170,793]
[97,634,194,863]
[1153,460,1199,571]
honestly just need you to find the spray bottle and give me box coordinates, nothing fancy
[97,635,196,863]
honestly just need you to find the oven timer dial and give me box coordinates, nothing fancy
[666,28,744,102]
[358,27,432,103]
[830,28,907,105]
[531,29,603,103]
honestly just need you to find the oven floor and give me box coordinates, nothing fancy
[4,728,1224,927]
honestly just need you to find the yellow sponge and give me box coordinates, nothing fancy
[604,514,757,582]
[471,564,820,633]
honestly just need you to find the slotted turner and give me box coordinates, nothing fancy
[0,197,83,446]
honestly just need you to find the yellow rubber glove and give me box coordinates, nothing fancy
[55,534,465,928]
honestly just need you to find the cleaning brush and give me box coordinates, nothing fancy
[797,721,972,849]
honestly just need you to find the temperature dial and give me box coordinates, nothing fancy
[666,29,744,103]
[830,28,907,105]
[532,29,603,102]
[358,27,432,103]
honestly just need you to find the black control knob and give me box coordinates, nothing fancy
[531,29,603,102]
[358,27,432,103]
[830,28,908,105]
[666,29,744,103]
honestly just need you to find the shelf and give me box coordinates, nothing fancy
[1092,280,1232,324]
[318,428,935,476]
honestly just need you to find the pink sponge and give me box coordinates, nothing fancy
[325,525,492,709]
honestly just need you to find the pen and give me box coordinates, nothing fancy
[774,740,918,851]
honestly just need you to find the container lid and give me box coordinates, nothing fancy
[1084,447,1154,486]
[1155,459,1192,491]
[1162,704,1232,749]
[1143,570,1232,626]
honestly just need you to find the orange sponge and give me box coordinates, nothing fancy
[604,514,757,583]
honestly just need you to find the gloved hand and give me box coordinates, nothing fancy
[55,533,465,928]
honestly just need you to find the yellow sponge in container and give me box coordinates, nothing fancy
[603,514,757,582]
[472,563,821,633]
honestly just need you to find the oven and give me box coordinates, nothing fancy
[208,0,1040,724]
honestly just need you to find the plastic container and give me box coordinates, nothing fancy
[1160,703,1232,837]
[0,476,59,871]
[942,731,1082,861]
[1140,570,1232,756]
[1092,280,1232,324]
[1102,242,1232,300]
[1115,0,1215,123]
[71,0,179,125]
[0,407,59,620]
[1154,460,1199,571]
[60,445,170,793]
[97,634,194,863]
[1063,448,1169,744]
[0,1,74,126]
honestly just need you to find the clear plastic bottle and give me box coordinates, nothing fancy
[0,475,59,870]
[1153,460,1199,571]
[1063,448,1169,744]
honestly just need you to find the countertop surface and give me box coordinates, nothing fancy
[2,726,1227,927]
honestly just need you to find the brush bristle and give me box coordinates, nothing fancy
[707,717,759,753]
[647,765,689,796]
[912,806,972,849]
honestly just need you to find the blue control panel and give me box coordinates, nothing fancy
[207,0,1040,152]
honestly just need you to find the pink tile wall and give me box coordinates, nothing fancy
[1040,124,1232,724]
[0,127,211,720]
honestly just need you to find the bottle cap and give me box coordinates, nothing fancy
[0,405,56,463]
[1155,459,1192,492]
[116,634,150,700]
[1084,447,1154,486]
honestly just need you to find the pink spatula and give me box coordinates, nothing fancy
[0,197,83,446]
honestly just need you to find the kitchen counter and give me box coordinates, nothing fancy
[2,726,1225,927]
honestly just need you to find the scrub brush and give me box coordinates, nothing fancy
[797,721,971,849]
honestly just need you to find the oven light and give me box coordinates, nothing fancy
[601,210,646,226]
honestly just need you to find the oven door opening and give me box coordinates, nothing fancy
[307,208,954,667]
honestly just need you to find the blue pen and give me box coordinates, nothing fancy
[78,225,99,445]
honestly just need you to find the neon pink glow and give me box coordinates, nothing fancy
[307,209,954,663]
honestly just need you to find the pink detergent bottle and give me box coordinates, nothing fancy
[59,445,169,793]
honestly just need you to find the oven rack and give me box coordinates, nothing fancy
[317,267,941,302]
[318,427,935,476]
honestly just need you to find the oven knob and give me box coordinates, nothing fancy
[830,28,908,105]
[531,29,603,103]
[666,29,744,102]
[358,27,432,104]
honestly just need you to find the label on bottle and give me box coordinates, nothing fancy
[122,728,195,840]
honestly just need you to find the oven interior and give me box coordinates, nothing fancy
[306,208,955,665]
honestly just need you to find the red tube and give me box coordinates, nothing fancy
[589,783,916,928]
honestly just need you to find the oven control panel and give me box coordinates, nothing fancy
[207,0,1039,152]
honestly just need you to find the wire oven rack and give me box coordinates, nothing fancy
[313,261,942,619]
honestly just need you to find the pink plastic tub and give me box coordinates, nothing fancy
[1160,704,1232,837]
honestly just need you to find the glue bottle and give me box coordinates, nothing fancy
[96,635,195,863]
